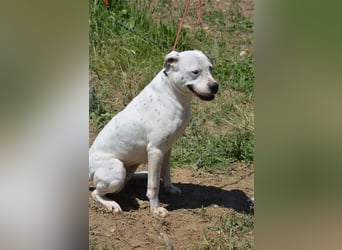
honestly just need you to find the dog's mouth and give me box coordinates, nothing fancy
[187,85,215,101]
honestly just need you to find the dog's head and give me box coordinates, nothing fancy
[163,50,219,101]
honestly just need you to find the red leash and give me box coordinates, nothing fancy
[196,0,202,25]
[104,0,110,8]
[172,0,202,51]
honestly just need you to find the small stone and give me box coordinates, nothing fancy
[240,50,247,56]
[137,199,148,209]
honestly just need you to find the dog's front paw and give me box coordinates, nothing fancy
[151,207,169,218]
[164,183,182,195]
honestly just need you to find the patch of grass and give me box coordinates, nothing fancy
[89,82,113,130]
[228,18,253,33]
[90,111,113,130]
[89,241,97,250]
[227,129,254,162]
[229,57,254,96]
[206,10,226,27]
[215,56,254,97]
[189,205,211,220]
[199,211,254,249]
[172,126,254,172]
[227,0,253,34]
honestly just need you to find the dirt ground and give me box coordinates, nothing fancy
[89,163,254,249]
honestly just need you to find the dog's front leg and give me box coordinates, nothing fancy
[146,147,169,217]
[162,149,182,195]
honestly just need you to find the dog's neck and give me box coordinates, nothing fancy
[160,71,193,108]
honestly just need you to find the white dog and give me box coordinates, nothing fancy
[89,50,218,217]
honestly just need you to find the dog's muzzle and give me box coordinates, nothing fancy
[187,82,219,101]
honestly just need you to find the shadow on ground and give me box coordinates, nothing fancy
[91,178,254,214]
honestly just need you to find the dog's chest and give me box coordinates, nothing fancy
[130,89,191,148]
[162,109,190,144]
[147,102,190,144]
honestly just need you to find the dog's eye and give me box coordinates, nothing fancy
[209,66,213,72]
[192,70,199,75]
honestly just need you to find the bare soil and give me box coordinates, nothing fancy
[89,163,254,249]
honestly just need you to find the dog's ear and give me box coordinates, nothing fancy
[163,51,180,75]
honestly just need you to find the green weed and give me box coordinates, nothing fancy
[227,129,254,162]
[215,57,254,97]
[200,212,254,249]
[90,111,113,130]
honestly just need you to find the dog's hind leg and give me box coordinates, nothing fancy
[91,158,126,213]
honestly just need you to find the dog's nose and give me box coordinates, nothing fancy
[209,82,219,94]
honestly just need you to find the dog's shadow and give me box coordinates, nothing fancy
[92,178,254,214]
